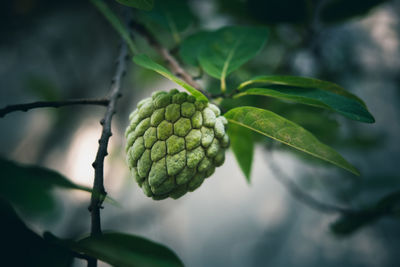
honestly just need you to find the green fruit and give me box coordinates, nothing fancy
[125,89,229,200]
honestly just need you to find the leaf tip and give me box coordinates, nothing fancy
[245,174,252,184]
[367,113,376,124]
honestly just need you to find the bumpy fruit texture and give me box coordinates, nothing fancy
[125,89,229,200]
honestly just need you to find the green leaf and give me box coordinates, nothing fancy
[273,104,341,144]
[133,54,208,101]
[224,107,360,175]
[198,26,268,91]
[235,86,375,123]
[115,0,154,10]
[238,75,367,107]
[227,123,254,182]
[67,232,183,267]
[331,190,400,235]
[179,31,214,66]
[91,0,138,54]
[0,158,91,217]
[144,0,194,42]
[0,198,73,267]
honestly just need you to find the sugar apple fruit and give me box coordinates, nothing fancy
[125,89,229,200]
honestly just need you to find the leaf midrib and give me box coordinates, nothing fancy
[226,117,359,175]
[220,37,243,90]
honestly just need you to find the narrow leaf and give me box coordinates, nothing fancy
[198,26,268,91]
[0,158,91,217]
[235,86,375,123]
[67,232,183,267]
[224,107,360,175]
[238,75,367,107]
[91,0,138,54]
[227,123,254,182]
[133,54,208,101]
[115,0,154,10]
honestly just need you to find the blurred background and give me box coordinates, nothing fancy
[0,0,399,266]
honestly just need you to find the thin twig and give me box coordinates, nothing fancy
[87,41,129,267]
[88,40,128,233]
[129,20,212,99]
[265,146,354,214]
[0,99,109,118]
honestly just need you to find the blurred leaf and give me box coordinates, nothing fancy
[320,0,388,24]
[0,198,73,267]
[238,75,367,107]
[133,54,208,101]
[65,232,183,267]
[331,191,400,235]
[179,31,214,66]
[91,0,138,54]
[235,86,375,123]
[224,107,360,175]
[0,158,91,217]
[143,0,193,42]
[198,26,268,91]
[227,123,254,182]
[115,0,154,10]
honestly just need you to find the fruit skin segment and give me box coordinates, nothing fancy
[125,89,230,200]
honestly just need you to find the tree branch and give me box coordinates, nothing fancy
[86,41,129,267]
[0,99,109,118]
[129,20,212,99]
[88,40,128,234]
[265,148,354,214]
